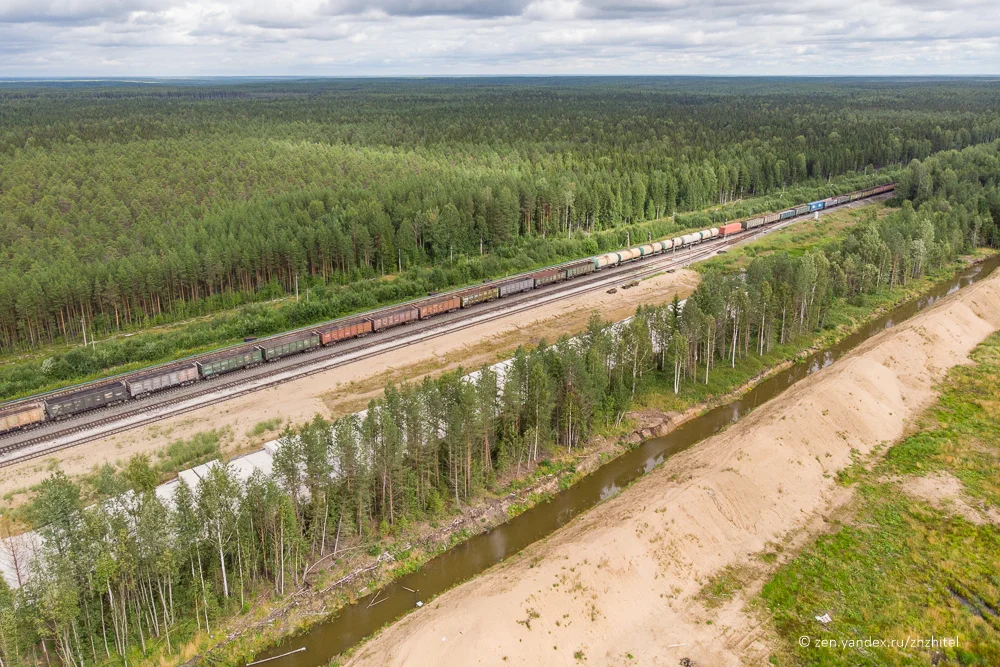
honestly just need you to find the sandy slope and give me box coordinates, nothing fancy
[344,269,1000,667]
[0,270,699,499]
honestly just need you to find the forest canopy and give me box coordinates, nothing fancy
[2,77,999,356]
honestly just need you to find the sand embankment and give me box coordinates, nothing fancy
[345,269,1000,667]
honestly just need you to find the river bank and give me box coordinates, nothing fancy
[202,254,997,667]
[334,249,1000,666]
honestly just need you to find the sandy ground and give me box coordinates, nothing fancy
[898,472,1000,526]
[343,269,1000,667]
[0,269,699,499]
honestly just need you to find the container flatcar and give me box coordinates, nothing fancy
[371,306,420,332]
[125,364,199,398]
[45,382,128,420]
[808,201,825,212]
[419,295,461,319]
[498,277,535,297]
[319,317,373,345]
[197,347,264,378]
[258,331,321,362]
[459,286,499,308]
[0,403,45,434]
[533,268,567,288]
[565,260,596,279]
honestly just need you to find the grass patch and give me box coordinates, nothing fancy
[247,418,283,438]
[698,563,760,609]
[157,428,230,474]
[760,331,1000,666]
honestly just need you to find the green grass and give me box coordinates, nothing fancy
[248,418,283,438]
[760,331,1000,666]
[157,428,229,474]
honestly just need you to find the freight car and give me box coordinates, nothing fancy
[0,403,45,434]
[720,222,743,237]
[533,268,567,287]
[808,200,825,212]
[565,260,596,279]
[258,331,321,361]
[419,295,462,319]
[126,364,199,398]
[459,285,500,308]
[319,317,373,345]
[45,382,128,420]
[197,347,263,378]
[372,306,420,331]
[595,252,618,268]
[498,277,535,297]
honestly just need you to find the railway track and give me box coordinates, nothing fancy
[0,196,885,468]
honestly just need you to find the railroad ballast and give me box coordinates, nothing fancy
[0,183,895,436]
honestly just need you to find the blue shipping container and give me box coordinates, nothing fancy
[808,201,825,212]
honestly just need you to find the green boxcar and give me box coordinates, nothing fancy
[258,332,321,361]
[565,260,596,279]
[196,348,264,378]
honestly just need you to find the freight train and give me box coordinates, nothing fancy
[0,183,895,436]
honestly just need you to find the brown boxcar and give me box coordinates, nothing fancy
[0,402,46,434]
[125,364,199,398]
[372,306,420,331]
[418,295,462,319]
[533,268,567,288]
[319,317,373,345]
[459,286,499,308]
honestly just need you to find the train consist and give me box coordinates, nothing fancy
[0,183,895,436]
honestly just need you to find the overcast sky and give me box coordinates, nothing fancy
[1,0,998,77]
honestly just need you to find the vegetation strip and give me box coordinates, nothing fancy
[761,330,1000,666]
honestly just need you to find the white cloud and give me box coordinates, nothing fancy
[0,0,997,75]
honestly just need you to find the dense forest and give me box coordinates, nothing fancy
[2,78,1000,355]
[1,140,998,667]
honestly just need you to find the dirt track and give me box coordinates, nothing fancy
[343,269,1000,667]
[0,269,699,500]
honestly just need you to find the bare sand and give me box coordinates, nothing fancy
[343,269,1000,667]
[0,269,699,499]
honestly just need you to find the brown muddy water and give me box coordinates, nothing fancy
[252,255,1000,667]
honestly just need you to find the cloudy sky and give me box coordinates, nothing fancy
[1,0,998,76]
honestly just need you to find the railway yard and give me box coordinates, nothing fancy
[0,191,892,495]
